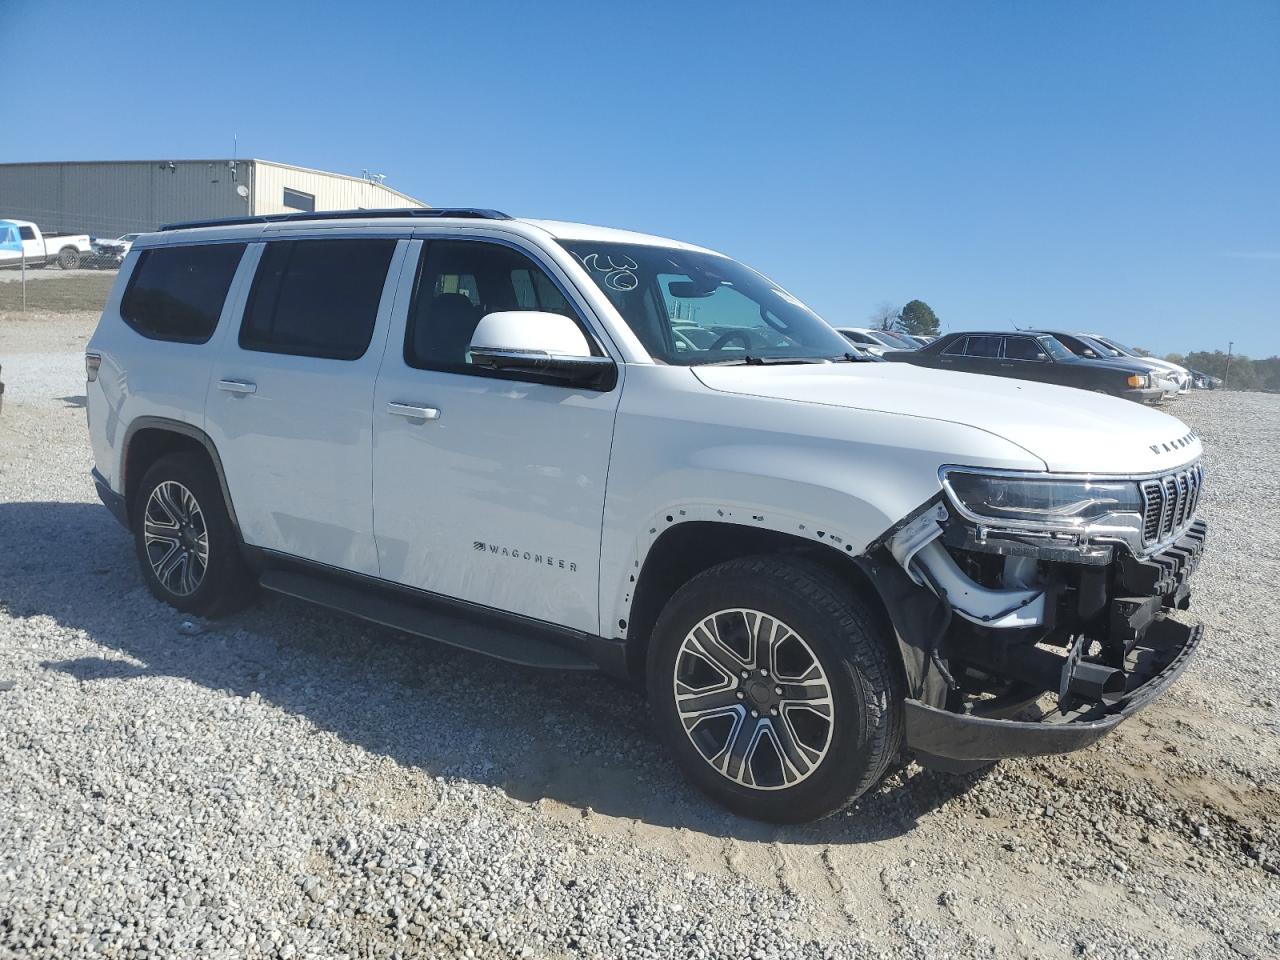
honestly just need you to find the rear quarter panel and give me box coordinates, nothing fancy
[87,240,257,495]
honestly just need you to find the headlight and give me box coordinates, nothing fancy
[941,469,1143,530]
[1127,374,1148,388]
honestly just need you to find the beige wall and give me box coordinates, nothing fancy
[251,161,425,215]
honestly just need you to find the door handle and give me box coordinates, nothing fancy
[217,379,257,395]
[386,401,441,421]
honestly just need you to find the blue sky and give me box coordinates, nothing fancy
[2,1,1277,356]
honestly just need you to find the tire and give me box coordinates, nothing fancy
[133,453,255,617]
[57,247,80,269]
[647,556,904,823]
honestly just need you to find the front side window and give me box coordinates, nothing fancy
[1036,336,1074,361]
[240,238,396,360]
[942,336,968,356]
[559,241,850,365]
[120,242,246,343]
[1002,336,1048,361]
[404,240,587,374]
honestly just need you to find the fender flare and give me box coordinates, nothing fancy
[121,416,243,538]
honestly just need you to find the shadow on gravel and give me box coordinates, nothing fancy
[5,501,983,845]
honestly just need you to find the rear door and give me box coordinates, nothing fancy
[962,334,1003,375]
[936,335,968,370]
[206,233,410,575]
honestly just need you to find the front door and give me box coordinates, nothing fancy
[206,235,410,575]
[998,335,1055,384]
[371,237,621,634]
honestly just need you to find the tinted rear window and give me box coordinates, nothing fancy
[240,239,396,360]
[964,335,1001,358]
[120,243,246,343]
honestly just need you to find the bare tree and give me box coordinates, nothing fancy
[870,301,901,332]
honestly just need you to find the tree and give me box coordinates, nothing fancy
[869,302,900,332]
[898,300,941,336]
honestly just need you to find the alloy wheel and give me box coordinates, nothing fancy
[672,608,835,790]
[143,481,209,597]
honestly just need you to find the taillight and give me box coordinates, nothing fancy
[85,353,102,382]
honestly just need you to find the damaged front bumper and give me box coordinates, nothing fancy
[905,614,1202,765]
[872,500,1207,770]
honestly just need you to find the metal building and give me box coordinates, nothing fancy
[0,159,427,238]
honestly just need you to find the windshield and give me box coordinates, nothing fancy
[1094,336,1136,356]
[560,241,853,365]
[1036,336,1074,361]
[1080,336,1122,358]
[871,330,916,349]
[840,330,877,345]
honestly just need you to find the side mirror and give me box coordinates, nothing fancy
[469,311,616,389]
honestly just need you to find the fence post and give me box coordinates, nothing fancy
[20,248,27,313]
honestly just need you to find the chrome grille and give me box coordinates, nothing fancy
[1140,463,1203,546]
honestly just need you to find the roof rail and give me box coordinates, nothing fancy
[158,207,511,232]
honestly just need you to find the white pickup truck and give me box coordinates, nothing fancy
[0,219,94,269]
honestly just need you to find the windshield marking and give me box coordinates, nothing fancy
[578,252,639,291]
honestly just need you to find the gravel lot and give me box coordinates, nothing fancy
[1,312,1277,959]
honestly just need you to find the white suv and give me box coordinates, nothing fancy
[86,209,1207,822]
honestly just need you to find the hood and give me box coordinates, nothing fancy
[692,362,1202,475]
[1139,356,1190,377]
[1053,354,1153,376]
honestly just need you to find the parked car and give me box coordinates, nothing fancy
[834,327,918,356]
[1189,369,1221,390]
[1084,334,1193,393]
[1030,330,1180,401]
[0,219,93,269]
[885,331,1167,402]
[85,209,1206,823]
[90,233,141,267]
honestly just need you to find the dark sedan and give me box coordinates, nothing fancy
[883,331,1165,402]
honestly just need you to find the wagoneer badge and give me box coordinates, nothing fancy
[473,541,577,572]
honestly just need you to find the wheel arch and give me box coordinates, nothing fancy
[622,520,901,684]
[121,417,242,537]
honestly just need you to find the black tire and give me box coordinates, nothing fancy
[133,452,255,617]
[647,556,904,823]
[57,247,80,269]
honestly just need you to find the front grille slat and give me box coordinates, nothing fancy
[1141,462,1203,547]
[1161,477,1177,537]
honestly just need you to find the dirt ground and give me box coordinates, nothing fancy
[1,311,1278,959]
[0,270,117,313]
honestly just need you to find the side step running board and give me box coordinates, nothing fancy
[259,569,597,671]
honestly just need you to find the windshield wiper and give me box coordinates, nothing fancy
[698,355,829,367]
[831,352,874,363]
